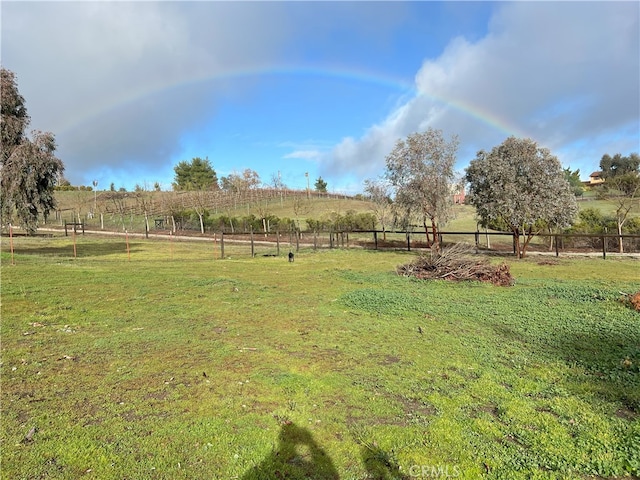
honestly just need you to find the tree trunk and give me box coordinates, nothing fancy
[520,227,535,258]
[422,218,432,247]
[513,230,522,259]
[618,222,624,253]
[198,213,205,234]
[431,218,440,252]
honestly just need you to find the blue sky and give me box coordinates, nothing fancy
[2,1,638,193]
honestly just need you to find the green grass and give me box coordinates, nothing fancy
[2,236,639,479]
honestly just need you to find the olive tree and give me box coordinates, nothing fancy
[465,137,577,258]
[1,68,64,234]
[385,128,459,249]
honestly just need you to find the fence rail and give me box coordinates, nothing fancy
[10,226,640,259]
[213,229,640,258]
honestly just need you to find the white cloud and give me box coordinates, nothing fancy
[322,2,639,182]
[2,2,293,183]
[283,150,322,161]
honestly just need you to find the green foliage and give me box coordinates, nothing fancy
[1,131,64,234]
[172,157,218,191]
[564,167,584,196]
[569,207,613,233]
[600,152,640,179]
[385,128,459,242]
[466,137,578,257]
[1,68,64,234]
[309,210,377,231]
[314,176,328,193]
[1,68,30,162]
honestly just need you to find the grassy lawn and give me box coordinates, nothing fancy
[1,236,639,479]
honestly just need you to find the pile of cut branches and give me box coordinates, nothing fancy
[397,243,514,286]
[622,291,640,312]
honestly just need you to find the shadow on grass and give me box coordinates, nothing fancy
[242,423,338,480]
[8,242,141,258]
[360,443,409,480]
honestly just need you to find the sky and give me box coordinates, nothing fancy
[2,1,639,193]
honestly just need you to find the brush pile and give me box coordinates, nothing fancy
[625,291,640,312]
[397,243,514,286]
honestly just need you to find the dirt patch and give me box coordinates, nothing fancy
[615,407,637,421]
[537,259,560,266]
[379,355,401,366]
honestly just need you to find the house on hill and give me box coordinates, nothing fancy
[584,171,605,186]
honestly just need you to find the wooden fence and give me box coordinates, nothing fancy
[216,229,640,258]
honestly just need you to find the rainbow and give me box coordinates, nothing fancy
[58,63,527,139]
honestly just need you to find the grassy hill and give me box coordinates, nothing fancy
[51,189,636,237]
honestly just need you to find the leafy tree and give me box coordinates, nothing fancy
[1,68,30,163]
[600,153,640,179]
[385,128,459,249]
[172,157,218,190]
[1,68,64,234]
[314,176,328,193]
[465,136,577,258]
[564,168,584,197]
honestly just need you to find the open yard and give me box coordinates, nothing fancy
[1,235,639,479]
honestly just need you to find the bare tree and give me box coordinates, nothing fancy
[385,128,459,249]
[292,195,311,232]
[598,173,640,253]
[188,189,210,234]
[364,178,393,240]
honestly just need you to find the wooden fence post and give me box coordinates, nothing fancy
[374,231,378,250]
[602,236,606,259]
[221,232,225,259]
[251,228,255,257]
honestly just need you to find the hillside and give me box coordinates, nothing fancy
[51,189,636,235]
